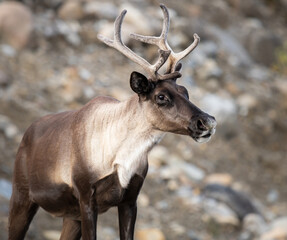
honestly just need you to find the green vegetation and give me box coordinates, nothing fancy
[273,41,287,75]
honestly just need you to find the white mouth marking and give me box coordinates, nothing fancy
[196,136,211,143]
[196,128,216,143]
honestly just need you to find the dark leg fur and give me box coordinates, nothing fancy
[118,202,137,240]
[79,199,98,240]
[8,189,39,240]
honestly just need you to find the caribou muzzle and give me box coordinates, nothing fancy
[188,114,217,143]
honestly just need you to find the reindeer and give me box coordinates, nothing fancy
[8,4,216,240]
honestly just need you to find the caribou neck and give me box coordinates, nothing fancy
[87,94,164,188]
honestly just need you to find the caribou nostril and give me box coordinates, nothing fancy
[197,119,207,131]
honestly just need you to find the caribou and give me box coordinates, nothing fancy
[8,4,216,240]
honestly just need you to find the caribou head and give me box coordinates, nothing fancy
[98,4,216,143]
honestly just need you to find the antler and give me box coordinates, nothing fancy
[98,9,181,81]
[130,4,200,73]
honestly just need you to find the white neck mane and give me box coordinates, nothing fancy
[88,95,164,188]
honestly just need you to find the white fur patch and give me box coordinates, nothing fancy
[87,98,164,189]
[114,133,163,188]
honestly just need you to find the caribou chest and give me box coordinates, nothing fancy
[87,98,164,189]
[113,133,162,188]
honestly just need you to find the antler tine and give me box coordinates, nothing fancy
[98,9,171,81]
[159,4,170,41]
[130,4,200,74]
[130,4,170,50]
[167,33,200,73]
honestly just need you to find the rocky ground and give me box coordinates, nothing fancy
[0,0,287,239]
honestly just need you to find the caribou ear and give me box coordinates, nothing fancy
[130,71,154,95]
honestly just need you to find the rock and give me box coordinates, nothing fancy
[149,146,170,168]
[109,86,130,100]
[202,198,240,226]
[0,178,12,199]
[42,230,61,240]
[159,161,205,182]
[33,11,56,38]
[155,200,169,210]
[65,32,81,46]
[237,94,258,116]
[82,86,95,100]
[179,162,205,182]
[0,44,16,57]
[138,193,150,207]
[272,217,287,228]
[49,67,83,103]
[176,186,194,199]
[0,70,9,87]
[275,78,287,95]
[97,21,131,46]
[167,179,179,191]
[168,32,188,50]
[176,186,204,207]
[245,29,281,67]
[187,230,201,240]
[203,184,259,221]
[238,0,271,19]
[200,93,237,123]
[0,197,9,216]
[159,165,180,181]
[119,3,154,35]
[135,228,165,240]
[169,222,186,235]
[247,65,271,82]
[242,214,267,237]
[78,68,92,81]
[267,189,279,203]
[35,0,62,9]
[0,1,33,50]
[262,217,287,240]
[260,217,287,240]
[261,230,287,240]
[97,6,152,46]
[200,41,219,58]
[205,1,231,28]
[187,47,207,69]
[196,59,223,80]
[186,41,218,69]
[55,20,81,46]
[0,114,19,139]
[83,2,118,20]
[205,173,233,186]
[206,25,253,66]
[101,227,117,240]
[58,1,84,21]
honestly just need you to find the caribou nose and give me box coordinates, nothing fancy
[195,115,217,131]
[206,116,217,129]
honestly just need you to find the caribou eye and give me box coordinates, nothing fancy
[156,94,169,105]
[158,95,165,100]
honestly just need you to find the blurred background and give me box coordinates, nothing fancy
[0,0,287,239]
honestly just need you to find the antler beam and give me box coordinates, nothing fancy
[97,4,194,80]
[130,4,200,73]
[98,9,181,81]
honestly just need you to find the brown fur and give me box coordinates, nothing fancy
[9,76,216,240]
